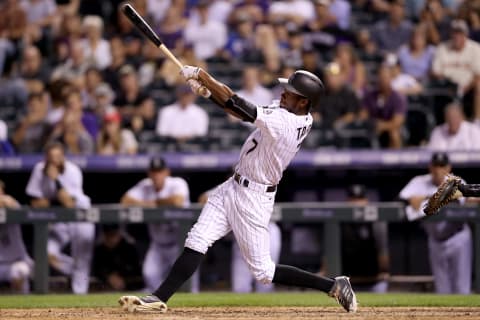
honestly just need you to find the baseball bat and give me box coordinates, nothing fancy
[121,3,183,69]
[121,3,210,97]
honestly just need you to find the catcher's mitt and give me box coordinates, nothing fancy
[423,174,463,215]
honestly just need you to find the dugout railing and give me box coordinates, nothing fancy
[1,202,479,294]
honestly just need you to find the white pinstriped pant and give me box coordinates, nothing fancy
[185,177,276,284]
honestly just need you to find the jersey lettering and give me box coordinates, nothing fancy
[296,125,312,141]
[246,139,258,155]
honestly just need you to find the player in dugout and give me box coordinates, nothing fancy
[119,66,357,313]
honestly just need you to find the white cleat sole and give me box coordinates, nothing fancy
[118,295,168,313]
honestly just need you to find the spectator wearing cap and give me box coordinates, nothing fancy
[399,152,472,294]
[114,64,151,121]
[268,0,315,25]
[81,15,112,70]
[120,156,198,293]
[341,184,389,293]
[96,109,138,155]
[427,102,480,150]
[383,53,423,96]
[317,62,360,130]
[432,19,480,121]
[360,64,407,149]
[371,0,413,52]
[397,24,436,81]
[188,0,233,24]
[156,84,209,142]
[184,0,227,61]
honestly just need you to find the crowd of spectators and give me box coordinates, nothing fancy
[2,0,480,154]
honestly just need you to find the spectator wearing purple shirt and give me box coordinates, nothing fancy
[360,65,407,149]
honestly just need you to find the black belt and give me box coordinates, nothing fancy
[234,173,277,193]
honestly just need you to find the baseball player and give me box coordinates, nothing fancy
[120,67,357,313]
[120,156,199,293]
[399,152,472,294]
[26,142,94,294]
[0,180,33,293]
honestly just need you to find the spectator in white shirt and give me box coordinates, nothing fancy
[81,15,112,70]
[184,0,227,61]
[237,66,273,106]
[156,85,208,141]
[428,102,480,150]
[156,84,209,141]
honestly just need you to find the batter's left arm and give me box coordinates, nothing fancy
[181,66,258,122]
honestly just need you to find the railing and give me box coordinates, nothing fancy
[2,150,480,172]
[1,202,479,294]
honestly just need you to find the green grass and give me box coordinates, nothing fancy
[0,293,479,309]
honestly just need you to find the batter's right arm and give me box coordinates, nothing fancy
[181,66,258,122]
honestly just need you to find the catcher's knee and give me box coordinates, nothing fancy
[10,261,31,281]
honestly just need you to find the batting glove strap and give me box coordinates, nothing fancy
[180,65,201,80]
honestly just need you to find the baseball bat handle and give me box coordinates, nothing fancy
[158,44,184,69]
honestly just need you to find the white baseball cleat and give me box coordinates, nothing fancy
[118,295,168,313]
[328,276,358,313]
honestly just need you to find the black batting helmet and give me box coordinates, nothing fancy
[278,70,324,107]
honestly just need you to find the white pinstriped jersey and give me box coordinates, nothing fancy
[235,101,313,185]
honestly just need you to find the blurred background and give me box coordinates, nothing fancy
[0,0,480,296]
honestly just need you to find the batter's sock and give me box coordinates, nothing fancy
[272,264,335,293]
[153,247,204,302]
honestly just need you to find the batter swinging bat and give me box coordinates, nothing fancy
[121,3,210,97]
